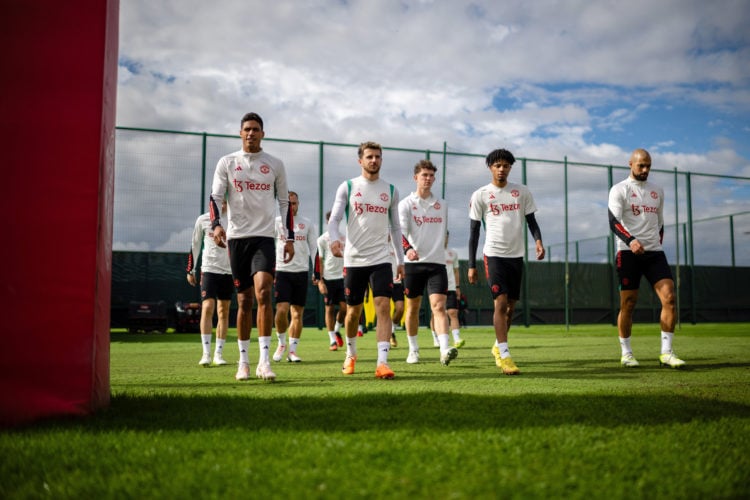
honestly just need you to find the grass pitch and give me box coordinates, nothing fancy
[1,323,749,499]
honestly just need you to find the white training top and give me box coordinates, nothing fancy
[317,231,345,280]
[398,191,448,265]
[188,212,232,275]
[608,177,665,252]
[210,149,291,240]
[275,214,318,273]
[469,181,538,258]
[445,247,459,291]
[328,175,404,268]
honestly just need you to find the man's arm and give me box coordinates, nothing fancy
[389,187,404,267]
[608,209,635,246]
[467,219,481,284]
[328,183,348,256]
[468,219,481,269]
[525,213,545,260]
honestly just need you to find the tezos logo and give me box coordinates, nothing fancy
[354,201,364,215]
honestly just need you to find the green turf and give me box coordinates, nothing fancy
[1,323,749,499]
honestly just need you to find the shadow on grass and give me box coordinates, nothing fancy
[27,392,750,433]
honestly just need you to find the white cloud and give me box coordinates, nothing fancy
[114,0,750,257]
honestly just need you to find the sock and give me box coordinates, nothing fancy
[377,341,390,365]
[346,336,357,357]
[452,329,461,342]
[201,334,211,355]
[215,338,225,356]
[328,331,337,343]
[276,332,287,346]
[661,331,674,354]
[290,337,300,353]
[357,324,363,334]
[438,333,451,352]
[334,321,343,333]
[258,336,272,362]
[407,334,419,352]
[392,323,396,334]
[238,339,250,364]
[619,337,632,356]
[496,341,510,359]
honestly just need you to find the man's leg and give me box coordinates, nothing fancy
[254,272,276,380]
[341,302,362,375]
[287,304,305,361]
[198,298,217,366]
[492,294,519,374]
[235,289,254,379]
[374,295,395,378]
[617,289,640,367]
[653,278,685,367]
[273,301,290,361]
[213,299,231,364]
[405,296,422,363]
[430,293,457,365]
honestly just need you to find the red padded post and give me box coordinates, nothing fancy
[0,0,119,426]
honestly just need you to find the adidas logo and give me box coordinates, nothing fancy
[354,191,362,197]
[235,165,243,171]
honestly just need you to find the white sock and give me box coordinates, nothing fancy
[215,338,225,355]
[438,333,451,352]
[619,337,632,356]
[392,323,396,334]
[452,329,461,342]
[328,331,337,343]
[201,334,211,354]
[276,332,287,346]
[238,339,250,364]
[407,334,419,352]
[334,321,343,333]
[377,341,390,365]
[290,337,300,353]
[661,331,674,354]
[258,336,272,362]
[346,336,357,357]
[496,341,510,359]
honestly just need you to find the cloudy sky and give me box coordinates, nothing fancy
[115,0,750,264]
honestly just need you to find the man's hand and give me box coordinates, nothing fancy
[629,238,645,255]
[317,281,328,295]
[406,248,419,261]
[330,239,343,257]
[283,240,295,263]
[396,264,405,283]
[535,241,546,260]
[187,274,197,286]
[468,268,478,285]
[213,226,227,248]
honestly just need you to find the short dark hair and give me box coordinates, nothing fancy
[240,112,264,130]
[358,141,382,158]
[414,159,437,175]
[485,148,515,167]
